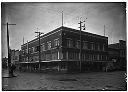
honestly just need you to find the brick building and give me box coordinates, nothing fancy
[20,26,109,72]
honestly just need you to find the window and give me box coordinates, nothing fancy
[91,43,94,50]
[33,46,39,52]
[97,54,100,60]
[36,46,40,52]
[22,50,25,54]
[94,54,97,60]
[51,52,58,60]
[41,43,45,51]
[83,41,88,49]
[95,43,98,50]
[46,53,51,60]
[97,43,100,51]
[54,38,59,47]
[103,44,105,51]
[32,47,34,53]
[29,48,31,53]
[87,43,91,50]
[76,40,80,48]
[67,39,73,48]
[47,41,51,50]
[86,54,89,61]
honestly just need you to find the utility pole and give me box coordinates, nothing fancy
[27,40,29,70]
[62,11,63,27]
[104,25,105,36]
[5,22,16,77]
[35,29,44,71]
[78,18,86,72]
[22,37,24,62]
[27,40,29,62]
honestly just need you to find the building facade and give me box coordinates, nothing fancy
[20,26,108,72]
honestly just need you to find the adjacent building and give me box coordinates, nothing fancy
[108,40,126,70]
[10,49,20,65]
[2,57,8,68]
[20,26,109,72]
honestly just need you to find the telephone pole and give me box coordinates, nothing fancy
[4,22,16,77]
[104,25,105,36]
[35,29,44,71]
[62,11,63,26]
[78,18,87,72]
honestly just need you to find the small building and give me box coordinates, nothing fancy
[108,40,126,70]
[2,57,8,68]
[20,26,109,72]
[10,49,20,65]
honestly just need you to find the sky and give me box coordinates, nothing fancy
[1,2,126,58]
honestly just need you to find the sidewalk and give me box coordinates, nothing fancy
[2,69,127,90]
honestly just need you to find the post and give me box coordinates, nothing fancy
[62,11,63,27]
[104,25,105,36]
[78,18,87,72]
[7,23,11,76]
[39,32,41,70]
[5,22,16,77]
[80,21,82,72]
[35,31,44,71]
[78,21,82,72]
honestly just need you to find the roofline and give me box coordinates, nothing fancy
[22,26,108,47]
[62,26,108,39]
[21,26,63,47]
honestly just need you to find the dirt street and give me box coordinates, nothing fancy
[2,70,126,90]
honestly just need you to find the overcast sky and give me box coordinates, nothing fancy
[1,2,126,57]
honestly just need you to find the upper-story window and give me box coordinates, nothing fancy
[83,41,88,49]
[67,38,73,48]
[95,43,98,51]
[76,40,80,48]
[32,47,35,53]
[22,50,25,54]
[54,38,59,47]
[41,43,45,51]
[99,44,103,51]
[87,42,91,50]
[91,43,94,50]
[97,43,100,51]
[29,48,31,53]
[35,46,39,52]
[103,44,105,51]
[47,41,51,50]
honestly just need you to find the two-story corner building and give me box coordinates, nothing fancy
[20,26,108,72]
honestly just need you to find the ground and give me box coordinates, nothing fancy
[2,69,127,91]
